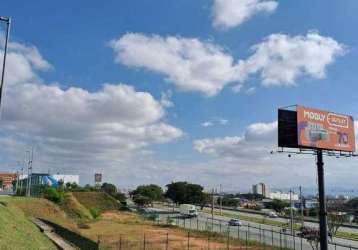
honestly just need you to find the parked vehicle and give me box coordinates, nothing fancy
[179,204,198,217]
[228,219,242,226]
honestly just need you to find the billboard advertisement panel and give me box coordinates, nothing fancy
[94,173,102,183]
[297,106,355,152]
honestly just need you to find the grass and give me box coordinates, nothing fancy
[61,192,93,222]
[80,211,277,250]
[72,191,120,212]
[0,195,289,250]
[0,198,57,250]
[1,196,77,230]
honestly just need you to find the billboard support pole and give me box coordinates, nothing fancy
[317,149,328,250]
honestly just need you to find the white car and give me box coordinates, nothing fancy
[268,211,278,218]
[228,219,242,226]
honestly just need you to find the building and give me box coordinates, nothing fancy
[252,183,270,197]
[52,175,79,185]
[269,191,299,201]
[0,173,17,190]
[17,173,80,196]
[305,199,319,209]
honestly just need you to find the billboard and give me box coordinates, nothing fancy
[297,106,355,152]
[94,173,102,183]
[278,109,298,148]
[278,106,355,152]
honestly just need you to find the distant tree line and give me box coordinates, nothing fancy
[128,181,209,209]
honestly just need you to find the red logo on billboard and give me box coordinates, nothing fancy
[327,113,349,128]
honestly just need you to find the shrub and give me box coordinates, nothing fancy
[145,213,159,221]
[43,187,64,203]
[89,207,101,218]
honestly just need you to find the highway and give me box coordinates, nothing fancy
[207,206,358,236]
[153,206,358,249]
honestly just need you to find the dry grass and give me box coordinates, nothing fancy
[61,192,93,221]
[5,196,78,231]
[80,211,267,250]
[72,192,119,212]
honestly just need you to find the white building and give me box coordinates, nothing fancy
[269,191,299,201]
[252,183,270,197]
[52,175,79,185]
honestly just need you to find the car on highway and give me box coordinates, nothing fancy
[228,219,242,226]
[267,211,278,218]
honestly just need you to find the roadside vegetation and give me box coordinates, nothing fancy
[0,199,57,250]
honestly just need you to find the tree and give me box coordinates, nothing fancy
[267,199,289,213]
[346,198,358,208]
[298,227,320,250]
[327,212,347,239]
[133,195,151,207]
[217,196,240,207]
[131,184,163,202]
[101,182,117,196]
[114,191,126,202]
[165,182,206,205]
[239,193,264,200]
[165,182,187,204]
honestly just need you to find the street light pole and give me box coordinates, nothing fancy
[220,184,222,215]
[300,186,304,228]
[290,189,294,234]
[0,16,11,110]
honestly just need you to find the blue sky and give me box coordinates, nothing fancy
[1,0,358,193]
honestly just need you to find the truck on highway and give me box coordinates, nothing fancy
[179,204,198,217]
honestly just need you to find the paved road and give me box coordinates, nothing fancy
[210,206,358,235]
[153,206,358,250]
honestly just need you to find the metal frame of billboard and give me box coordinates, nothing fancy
[276,105,356,250]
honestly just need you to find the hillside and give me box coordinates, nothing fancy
[0,200,57,250]
[4,196,77,230]
[72,191,120,212]
[61,192,94,221]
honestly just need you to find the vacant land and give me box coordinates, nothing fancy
[80,211,273,250]
[0,194,273,249]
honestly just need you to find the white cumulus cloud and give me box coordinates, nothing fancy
[0,38,183,177]
[212,0,278,29]
[111,32,346,95]
[194,121,277,159]
[110,33,240,96]
[238,32,346,86]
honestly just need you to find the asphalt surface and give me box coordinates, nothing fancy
[152,206,358,250]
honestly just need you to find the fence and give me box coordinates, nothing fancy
[171,216,358,250]
[97,214,358,250]
[98,231,276,250]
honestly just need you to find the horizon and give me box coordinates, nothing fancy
[0,0,358,193]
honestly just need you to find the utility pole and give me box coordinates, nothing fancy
[300,186,304,228]
[220,184,222,215]
[290,189,294,234]
[211,188,214,229]
[19,165,24,194]
[26,148,33,197]
[317,150,328,250]
[0,16,11,110]
[15,170,19,194]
